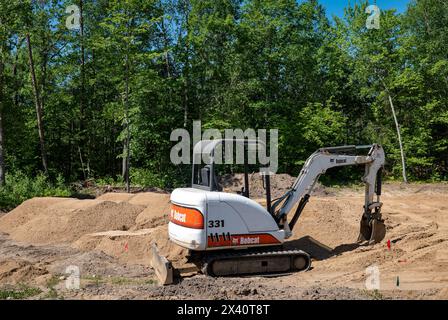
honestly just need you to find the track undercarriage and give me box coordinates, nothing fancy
[151,244,311,285]
[191,247,311,277]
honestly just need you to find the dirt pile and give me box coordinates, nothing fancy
[0,192,170,245]
[146,276,371,300]
[72,226,188,267]
[221,173,334,199]
[0,191,180,269]
[0,198,145,244]
[0,232,154,288]
[0,259,49,285]
[221,173,295,198]
[290,187,448,294]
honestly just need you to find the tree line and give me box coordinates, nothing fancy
[0,0,446,193]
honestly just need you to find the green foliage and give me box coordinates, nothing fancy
[0,0,446,203]
[130,167,187,189]
[0,171,72,209]
[300,103,346,148]
[0,284,42,300]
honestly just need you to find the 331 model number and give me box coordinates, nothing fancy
[208,219,225,228]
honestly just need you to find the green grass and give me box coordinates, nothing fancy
[110,276,156,286]
[0,284,42,300]
[362,289,384,300]
[144,278,156,285]
[82,275,104,286]
[43,276,61,299]
[81,275,156,287]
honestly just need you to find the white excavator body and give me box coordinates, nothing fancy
[169,188,285,251]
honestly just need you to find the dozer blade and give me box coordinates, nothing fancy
[357,216,386,244]
[150,244,174,285]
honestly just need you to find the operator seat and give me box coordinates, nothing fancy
[200,165,222,191]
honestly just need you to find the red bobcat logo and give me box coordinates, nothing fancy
[230,235,260,246]
[239,236,260,245]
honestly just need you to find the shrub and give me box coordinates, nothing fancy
[0,171,72,210]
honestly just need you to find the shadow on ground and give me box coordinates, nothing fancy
[284,236,360,260]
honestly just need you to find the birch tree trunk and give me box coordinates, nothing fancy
[388,94,408,183]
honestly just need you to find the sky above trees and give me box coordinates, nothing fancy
[319,0,410,18]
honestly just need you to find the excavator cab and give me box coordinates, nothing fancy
[191,139,273,213]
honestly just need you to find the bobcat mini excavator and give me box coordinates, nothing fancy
[151,140,386,285]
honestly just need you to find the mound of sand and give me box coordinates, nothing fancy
[0,192,170,245]
[0,260,49,285]
[0,191,179,272]
[73,225,188,268]
[221,173,295,199]
[221,173,334,199]
[132,193,170,229]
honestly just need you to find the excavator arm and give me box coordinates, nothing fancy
[272,144,386,244]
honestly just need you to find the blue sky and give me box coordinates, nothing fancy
[317,0,411,18]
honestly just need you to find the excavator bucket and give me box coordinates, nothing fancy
[358,216,371,243]
[370,219,386,243]
[358,216,386,244]
[150,244,174,285]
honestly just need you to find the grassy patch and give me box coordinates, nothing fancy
[362,289,384,300]
[110,276,156,286]
[0,284,42,300]
[43,276,61,299]
[82,275,104,286]
[110,277,135,285]
[144,278,156,285]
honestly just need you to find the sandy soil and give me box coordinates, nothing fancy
[0,180,447,300]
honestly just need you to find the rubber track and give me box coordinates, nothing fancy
[201,248,311,277]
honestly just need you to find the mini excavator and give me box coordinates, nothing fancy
[151,140,386,284]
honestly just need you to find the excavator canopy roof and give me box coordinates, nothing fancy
[192,139,267,165]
